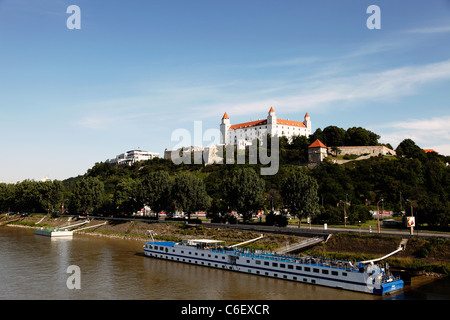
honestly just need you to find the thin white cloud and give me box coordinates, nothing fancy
[74,58,450,141]
[375,116,450,155]
[404,25,450,34]
[247,56,323,69]
[201,59,450,119]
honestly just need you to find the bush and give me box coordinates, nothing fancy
[265,212,288,227]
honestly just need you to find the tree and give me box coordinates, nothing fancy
[39,180,64,214]
[223,167,265,222]
[346,204,372,224]
[322,126,347,146]
[330,146,341,157]
[70,177,104,214]
[138,171,173,217]
[287,135,310,163]
[345,127,380,146]
[113,177,140,215]
[13,180,42,213]
[0,183,13,212]
[171,174,210,219]
[309,128,324,145]
[396,139,426,159]
[281,171,320,224]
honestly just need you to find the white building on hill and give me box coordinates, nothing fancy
[106,149,159,166]
[220,107,311,149]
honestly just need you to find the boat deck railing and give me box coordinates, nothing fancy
[210,247,360,272]
[381,275,402,284]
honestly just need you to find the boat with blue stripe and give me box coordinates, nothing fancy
[143,233,404,295]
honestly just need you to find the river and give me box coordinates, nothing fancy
[1,226,448,301]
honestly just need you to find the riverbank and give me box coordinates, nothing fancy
[307,233,450,277]
[1,213,308,250]
[2,213,449,277]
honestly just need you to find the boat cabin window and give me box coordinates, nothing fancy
[304,267,310,272]
[280,264,285,268]
[332,271,338,276]
[272,262,278,267]
[322,269,329,275]
[264,262,269,266]
[313,268,319,273]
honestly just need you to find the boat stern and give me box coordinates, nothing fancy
[373,279,404,295]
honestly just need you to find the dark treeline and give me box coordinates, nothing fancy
[1,126,449,229]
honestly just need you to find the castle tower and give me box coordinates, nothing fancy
[308,139,327,168]
[303,113,311,136]
[220,112,230,144]
[267,107,277,136]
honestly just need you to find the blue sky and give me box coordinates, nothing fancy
[0,0,450,182]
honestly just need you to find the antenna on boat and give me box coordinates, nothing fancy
[146,230,156,242]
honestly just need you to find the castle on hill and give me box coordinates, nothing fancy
[220,107,311,149]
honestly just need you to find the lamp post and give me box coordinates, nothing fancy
[377,198,383,233]
[339,199,347,228]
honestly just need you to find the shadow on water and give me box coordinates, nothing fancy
[385,276,450,300]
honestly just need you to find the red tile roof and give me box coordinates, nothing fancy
[424,149,437,153]
[229,118,306,130]
[222,112,229,119]
[230,119,267,130]
[276,119,305,127]
[269,107,275,113]
[308,139,327,148]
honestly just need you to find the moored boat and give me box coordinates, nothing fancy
[143,235,404,295]
[34,227,73,237]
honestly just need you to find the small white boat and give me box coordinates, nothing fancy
[34,219,107,237]
[34,227,73,237]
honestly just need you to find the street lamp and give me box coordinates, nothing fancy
[377,198,383,233]
[339,200,347,228]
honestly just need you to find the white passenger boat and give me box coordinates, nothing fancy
[143,236,404,295]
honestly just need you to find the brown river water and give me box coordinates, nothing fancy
[1,226,448,301]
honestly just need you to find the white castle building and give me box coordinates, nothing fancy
[220,107,311,149]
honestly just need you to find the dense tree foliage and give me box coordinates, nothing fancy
[69,177,105,214]
[171,174,210,218]
[138,171,172,218]
[310,125,380,147]
[1,127,449,230]
[280,170,320,222]
[0,180,63,213]
[223,167,266,222]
